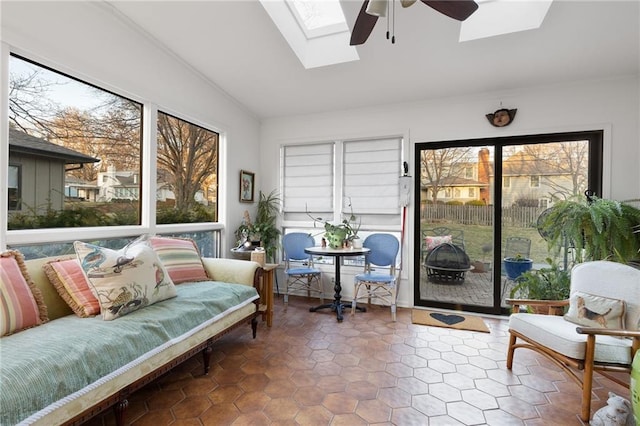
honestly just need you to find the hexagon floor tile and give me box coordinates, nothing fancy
[84,296,631,425]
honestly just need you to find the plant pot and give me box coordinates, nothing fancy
[504,258,533,280]
[351,237,363,249]
[325,229,348,249]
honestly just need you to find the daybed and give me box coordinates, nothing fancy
[0,241,262,426]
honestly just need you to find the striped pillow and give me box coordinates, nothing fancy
[0,250,48,336]
[43,258,100,317]
[149,237,209,284]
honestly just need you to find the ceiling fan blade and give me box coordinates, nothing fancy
[350,1,379,46]
[421,0,479,21]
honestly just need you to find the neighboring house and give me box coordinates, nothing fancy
[65,175,100,202]
[421,176,487,204]
[97,165,140,202]
[499,151,577,208]
[99,166,215,206]
[8,128,99,213]
[420,148,579,208]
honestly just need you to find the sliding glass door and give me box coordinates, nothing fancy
[414,131,602,315]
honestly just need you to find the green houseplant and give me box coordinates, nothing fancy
[306,198,360,249]
[539,196,640,264]
[509,258,571,314]
[235,190,281,262]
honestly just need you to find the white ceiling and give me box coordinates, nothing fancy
[107,0,639,120]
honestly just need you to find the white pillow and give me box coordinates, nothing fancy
[74,236,176,320]
[564,291,626,330]
[425,235,452,251]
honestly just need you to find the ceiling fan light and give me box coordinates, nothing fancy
[366,0,388,17]
[400,0,417,7]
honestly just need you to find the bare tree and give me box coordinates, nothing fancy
[520,141,588,198]
[420,147,475,203]
[157,113,218,212]
[9,67,63,135]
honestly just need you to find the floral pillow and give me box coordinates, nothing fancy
[0,250,48,336]
[425,235,452,251]
[74,237,176,320]
[564,291,626,330]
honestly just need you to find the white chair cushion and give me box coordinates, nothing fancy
[509,313,632,365]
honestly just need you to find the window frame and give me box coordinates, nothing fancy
[2,51,225,252]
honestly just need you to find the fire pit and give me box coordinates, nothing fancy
[425,243,472,283]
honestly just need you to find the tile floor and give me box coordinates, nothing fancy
[86,295,631,426]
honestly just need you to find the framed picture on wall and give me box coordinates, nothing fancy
[240,170,255,203]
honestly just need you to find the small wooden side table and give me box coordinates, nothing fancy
[258,263,278,327]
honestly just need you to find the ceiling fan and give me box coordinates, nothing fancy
[350,0,479,46]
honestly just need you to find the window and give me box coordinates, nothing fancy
[282,137,403,257]
[465,166,474,179]
[454,188,461,198]
[530,175,540,188]
[156,112,219,224]
[468,188,475,198]
[8,54,142,229]
[503,176,511,188]
[8,165,20,210]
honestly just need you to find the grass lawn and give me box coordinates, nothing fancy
[420,221,557,266]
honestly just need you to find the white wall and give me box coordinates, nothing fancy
[0,1,261,250]
[260,76,640,308]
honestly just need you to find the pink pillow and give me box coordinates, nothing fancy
[149,237,209,284]
[0,250,48,336]
[425,235,452,251]
[43,258,100,317]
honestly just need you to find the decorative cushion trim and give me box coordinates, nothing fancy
[564,291,626,330]
[148,237,209,284]
[43,258,100,317]
[0,250,48,336]
[425,235,452,251]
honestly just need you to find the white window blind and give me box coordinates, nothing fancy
[343,138,401,216]
[282,137,402,227]
[282,143,334,219]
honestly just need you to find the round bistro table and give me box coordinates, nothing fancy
[304,246,370,322]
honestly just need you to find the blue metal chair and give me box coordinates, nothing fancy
[351,233,400,321]
[282,232,323,305]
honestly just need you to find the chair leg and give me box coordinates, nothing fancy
[581,334,596,422]
[506,332,517,369]
[351,282,360,316]
[390,286,397,322]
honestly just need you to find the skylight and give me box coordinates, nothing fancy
[288,0,348,38]
[460,0,553,42]
[260,0,358,69]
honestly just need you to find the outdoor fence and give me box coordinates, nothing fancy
[421,205,544,228]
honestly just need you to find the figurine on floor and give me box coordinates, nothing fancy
[591,392,634,426]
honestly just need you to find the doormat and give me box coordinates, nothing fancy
[412,309,490,333]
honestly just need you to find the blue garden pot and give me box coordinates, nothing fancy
[504,258,533,280]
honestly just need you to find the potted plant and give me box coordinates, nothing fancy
[503,253,533,281]
[307,198,360,249]
[539,195,640,264]
[509,258,571,314]
[234,190,281,262]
